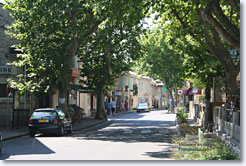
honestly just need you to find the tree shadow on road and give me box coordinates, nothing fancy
[74,119,176,143]
[73,118,178,159]
[0,137,55,160]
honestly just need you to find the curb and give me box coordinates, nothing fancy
[2,133,29,142]
[2,120,108,142]
[2,110,135,142]
[2,111,134,141]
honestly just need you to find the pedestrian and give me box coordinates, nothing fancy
[121,101,125,112]
[105,99,108,110]
[111,99,116,115]
[106,99,111,116]
[124,100,128,112]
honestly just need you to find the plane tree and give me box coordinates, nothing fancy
[151,0,240,102]
[135,26,185,112]
[4,0,110,108]
[78,0,146,120]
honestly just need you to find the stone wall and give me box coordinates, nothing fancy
[213,107,240,142]
[0,3,22,128]
[0,3,19,62]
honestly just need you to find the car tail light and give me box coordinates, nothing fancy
[53,119,58,123]
[29,119,33,124]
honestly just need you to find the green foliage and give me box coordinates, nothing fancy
[150,0,239,99]
[135,25,185,90]
[174,140,239,160]
[4,0,121,97]
[4,0,101,96]
[78,0,146,94]
[205,141,239,160]
[165,104,170,110]
[177,108,188,123]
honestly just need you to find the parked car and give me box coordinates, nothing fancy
[29,108,72,137]
[136,103,149,113]
[68,104,86,123]
[0,132,2,154]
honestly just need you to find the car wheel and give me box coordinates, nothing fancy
[58,125,64,136]
[29,131,36,137]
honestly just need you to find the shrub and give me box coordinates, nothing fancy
[173,140,239,160]
[205,141,239,160]
[177,108,188,123]
[165,104,170,110]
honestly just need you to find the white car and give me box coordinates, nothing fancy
[136,103,149,113]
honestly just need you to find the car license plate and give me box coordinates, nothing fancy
[39,119,49,123]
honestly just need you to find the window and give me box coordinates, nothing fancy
[0,84,7,97]
[57,109,65,119]
[31,111,57,119]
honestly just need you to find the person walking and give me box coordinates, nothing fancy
[121,101,125,112]
[111,99,116,115]
[124,100,128,112]
[106,99,111,116]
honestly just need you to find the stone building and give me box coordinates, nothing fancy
[0,3,30,128]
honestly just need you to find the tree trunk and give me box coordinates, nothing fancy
[94,27,113,120]
[58,82,68,112]
[196,0,240,51]
[175,84,178,106]
[226,67,239,102]
[167,88,174,112]
[205,75,212,101]
[203,25,240,103]
[59,35,78,112]
[95,86,107,120]
[205,75,212,124]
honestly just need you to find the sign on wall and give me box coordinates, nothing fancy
[0,62,12,74]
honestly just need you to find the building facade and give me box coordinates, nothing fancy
[112,72,168,111]
[0,3,31,128]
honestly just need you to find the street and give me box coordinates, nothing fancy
[0,110,177,160]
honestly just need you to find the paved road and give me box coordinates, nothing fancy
[0,110,177,160]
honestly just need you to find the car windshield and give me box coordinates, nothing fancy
[31,111,57,119]
[139,104,147,107]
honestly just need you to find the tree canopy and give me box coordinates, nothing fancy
[4,0,240,115]
[78,0,146,119]
[5,0,107,97]
[149,0,240,100]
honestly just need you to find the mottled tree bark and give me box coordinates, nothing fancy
[95,85,107,120]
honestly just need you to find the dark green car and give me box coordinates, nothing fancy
[29,108,72,137]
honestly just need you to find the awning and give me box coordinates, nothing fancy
[183,88,192,96]
[183,87,202,96]
[68,84,94,93]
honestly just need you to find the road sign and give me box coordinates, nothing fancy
[163,86,167,91]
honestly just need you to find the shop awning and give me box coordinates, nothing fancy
[68,84,94,93]
[183,88,202,96]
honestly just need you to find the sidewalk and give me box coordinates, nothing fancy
[0,118,106,141]
[185,117,240,156]
[0,110,135,141]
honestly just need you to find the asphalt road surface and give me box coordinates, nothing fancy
[0,110,178,160]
